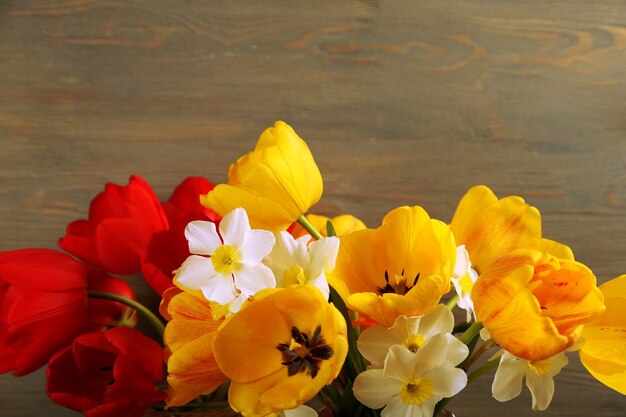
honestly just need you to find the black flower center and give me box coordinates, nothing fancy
[276,325,333,379]
[377,269,420,295]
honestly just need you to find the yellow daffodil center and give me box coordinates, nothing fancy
[403,334,425,353]
[529,357,552,375]
[459,273,474,294]
[400,377,434,405]
[211,245,239,274]
[283,265,307,287]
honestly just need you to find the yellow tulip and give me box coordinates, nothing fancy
[450,185,564,274]
[580,274,626,395]
[290,213,366,238]
[473,250,604,361]
[163,292,227,407]
[212,286,348,416]
[329,206,456,327]
[201,121,323,232]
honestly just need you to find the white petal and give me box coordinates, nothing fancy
[175,255,218,290]
[283,405,318,417]
[442,334,469,366]
[239,229,275,265]
[453,245,471,277]
[389,316,421,344]
[269,231,307,269]
[219,207,250,247]
[526,369,555,411]
[382,396,423,417]
[234,263,276,297]
[546,351,568,377]
[413,334,448,374]
[185,221,222,255]
[384,345,419,381]
[353,369,402,409]
[418,305,455,339]
[306,272,330,300]
[307,236,340,277]
[492,353,528,402]
[424,365,467,398]
[227,293,247,315]
[199,273,237,304]
[358,325,400,367]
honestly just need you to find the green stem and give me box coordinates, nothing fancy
[297,214,324,240]
[445,295,458,310]
[458,321,483,346]
[88,290,165,338]
[467,358,499,384]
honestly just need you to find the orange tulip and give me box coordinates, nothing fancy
[473,250,604,361]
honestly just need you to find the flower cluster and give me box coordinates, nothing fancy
[1,121,625,417]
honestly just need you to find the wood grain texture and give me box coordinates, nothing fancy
[1,0,626,415]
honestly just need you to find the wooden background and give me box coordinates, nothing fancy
[1,0,626,415]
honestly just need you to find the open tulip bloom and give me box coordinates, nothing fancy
[1,121,625,417]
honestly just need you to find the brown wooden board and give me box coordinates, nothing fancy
[1,1,626,415]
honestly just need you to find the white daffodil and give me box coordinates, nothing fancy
[280,405,318,417]
[492,350,569,411]
[174,207,276,310]
[358,305,468,369]
[354,336,468,417]
[450,245,478,322]
[264,231,339,299]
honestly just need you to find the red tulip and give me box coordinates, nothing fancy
[86,270,137,330]
[59,176,169,274]
[160,176,220,224]
[0,249,88,376]
[141,177,221,295]
[46,327,165,417]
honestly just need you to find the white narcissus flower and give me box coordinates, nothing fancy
[450,245,478,322]
[358,305,468,369]
[492,350,569,411]
[264,231,339,299]
[174,207,276,311]
[354,336,468,417]
[281,405,318,417]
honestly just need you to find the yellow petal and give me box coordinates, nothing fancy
[202,121,322,232]
[539,238,574,261]
[163,292,226,407]
[212,286,347,415]
[474,250,604,361]
[580,275,626,394]
[451,185,542,273]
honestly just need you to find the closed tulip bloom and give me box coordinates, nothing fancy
[59,175,169,274]
[1,249,88,375]
[202,121,323,232]
[580,274,626,395]
[46,327,164,417]
[160,176,220,225]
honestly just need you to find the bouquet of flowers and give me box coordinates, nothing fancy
[2,121,624,417]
